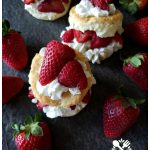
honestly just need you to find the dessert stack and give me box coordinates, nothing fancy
[61,0,124,64]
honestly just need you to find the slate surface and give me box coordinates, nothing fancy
[2,0,148,150]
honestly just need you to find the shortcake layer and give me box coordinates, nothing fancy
[29,48,95,108]
[68,7,124,38]
[24,0,71,21]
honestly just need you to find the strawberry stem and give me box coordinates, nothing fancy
[2,20,11,36]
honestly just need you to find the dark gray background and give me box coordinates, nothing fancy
[2,0,148,150]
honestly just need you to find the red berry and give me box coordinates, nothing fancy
[39,40,75,85]
[2,76,24,105]
[103,96,140,138]
[58,60,87,90]
[38,0,65,13]
[123,53,148,91]
[90,0,109,10]
[28,90,35,99]
[2,20,28,70]
[13,114,51,150]
[36,101,48,110]
[125,17,148,46]
[90,32,112,49]
[74,30,94,43]
[24,0,35,4]
[113,33,123,45]
[62,29,74,43]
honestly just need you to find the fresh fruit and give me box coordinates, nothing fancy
[2,20,28,70]
[113,33,123,45]
[103,96,144,138]
[2,76,24,105]
[12,113,51,150]
[58,60,87,90]
[125,17,148,46]
[119,0,148,14]
[28,89,35,99]
[24,0,35,4]
[39,40,75,85]
[90,0,109,10]
[123,53,148,91]
[90,32,112,49]
[62,29,74,43]
[74,30,94,43]
[36,101,48,110]
[38,0,65,13]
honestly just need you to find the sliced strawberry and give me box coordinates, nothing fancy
[2,76,24,104]
[28,90,35,99]
[62,29,74,43]
[36,101,48,110]
[39,40,75,86]
[90,0,109,10]
[62,0,69,3]
[74,30,94,43]
[38,0,65,13]
[113,33,123,45]
[58,60,87,90]
[24,0,35,4]
[90,33,112,49]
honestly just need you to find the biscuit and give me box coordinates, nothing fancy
[69,7,124,37]
[29,51,94,108]
[24,0,71,21]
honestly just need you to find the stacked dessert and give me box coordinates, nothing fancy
[61,0,124,64]
[22,0,71,20]
[28,40,95,118]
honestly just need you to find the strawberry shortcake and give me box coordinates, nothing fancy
[61,0,124,64]
[28,40,95,118]
[22,0,71,20]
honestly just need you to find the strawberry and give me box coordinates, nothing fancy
[103,96,144,138]
[125,17,148,46]
[39,40,75,85]
[12,113,51,150]
[90,32,112,49]
[24,0,35,4]
[58,60,87,90]
[2,76,24,105]
[36,101,48,110]
[123,53,148,91]
[38,0,65,13]
[90,0,109,10]
[2,20,28,70]
[119,0,148,14]
[74,30,94,43]
[28,89,35,99]
[62,29,74,43]
[113,33,123,45]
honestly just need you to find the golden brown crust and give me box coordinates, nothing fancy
[70,7,123,24]
[28,51,94,108]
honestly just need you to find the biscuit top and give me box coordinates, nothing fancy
[75,0,116,17]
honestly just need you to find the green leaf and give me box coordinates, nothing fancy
[34,112,42,122]
[2,20,10,36]
[20,125,25,131]
[25,131,31,140]
[11,123,20,131]
[24,116,33,125]
[31,125,43,136]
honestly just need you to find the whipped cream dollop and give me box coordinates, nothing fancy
[36,47,94,100]
[75,0,116,17]
[24,0,71,20]
[62,37,122,64]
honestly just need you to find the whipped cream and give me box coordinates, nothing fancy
[62,37,122,64]
[75,0,116,17]
[23,0,71,20]
[36,47,94,100]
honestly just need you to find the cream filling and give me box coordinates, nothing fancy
[23,0,71,20]
[61,37,122,64]
[75,0,116,17]
[36,47,94,100]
